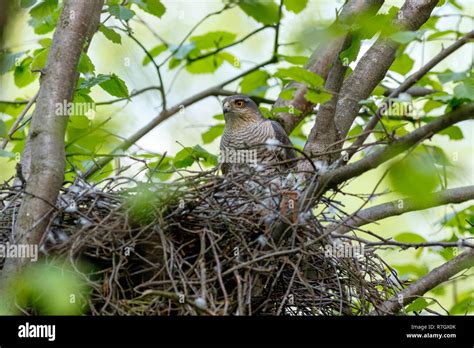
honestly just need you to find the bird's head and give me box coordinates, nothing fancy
[222,95,263,128]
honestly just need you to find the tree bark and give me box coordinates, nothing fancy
[332,0,439,152]
[272,0,384,134]
[327,186,474,235]
[13,0,104,252]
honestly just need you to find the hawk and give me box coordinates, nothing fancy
[219,94,297,176]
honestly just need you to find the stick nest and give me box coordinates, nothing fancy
[0,169,401,315]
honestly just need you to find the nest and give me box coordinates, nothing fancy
[0,167,402,315]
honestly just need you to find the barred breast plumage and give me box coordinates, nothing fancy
[219,95,297,176]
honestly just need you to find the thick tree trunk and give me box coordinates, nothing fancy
[3,0,104,280]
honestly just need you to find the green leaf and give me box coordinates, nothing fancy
[38,38,52,48]
[453,77,474,100]
[0,150,16,158]
[283,0,308,13]
[29,0,58,19]
[186,55,224,74]
[108,5,135,21]
[99,25,122,44]
[77,53,95,74]
[405,298,429,312]
[0,52,24,74]
[393,264,428,278]
[20,0,37,8]
[131,0,166,18]
[439,126,463,140]
[99,74,129,98]
[450,297,474,315]
[186,52,235,74]
[390,30,423,44]
[14,57,36,88]
[31,48,48,71]
[440,205,474,233]
[148,157,173,181]
[142,44,167,65]
[394,232,427,244]
[437,69,467,84]
[238,0,279,25]
[219,52,239,67]
[240,70,270,96]
[174,145,217,168]
[427,30,456,40]
[275,67,324,88]
[278,88,296,101]
[28,0,60,34]
[388,148,441,197]
[390,53,414,75]
[304,88,332,104]
[189,31,236,51]
[168,57,182,70]
[423,100,444,113]
[340,36,361,65]
[202,124,225,144]
[79,74,112,91]
[169,42,196,60]
[278,54,308,65]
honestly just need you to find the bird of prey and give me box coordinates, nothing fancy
[219,94,297,176]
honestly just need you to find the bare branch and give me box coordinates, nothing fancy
[1,92,38,150]
[327,186,474,235]
[372,248,474,314]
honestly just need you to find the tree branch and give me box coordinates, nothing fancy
[327,186,474,235]
[272,0,384,134]
[339,29,474,165]
[333,0,439,154]
[372,248,474,314]
[320,102,474,190]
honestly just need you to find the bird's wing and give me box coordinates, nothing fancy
[269,120,298,161]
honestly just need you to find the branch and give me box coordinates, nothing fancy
[333,0,439,152]
[327,186,474,235]
[1,92,38,149]
[319,102,474,190]
[340,30,474,165]
[300,37,350,167]
[372,248,474,314]
[272,0,384,134]
[382,85,438,97]
[187,26,272,63]
[126,31,167,110]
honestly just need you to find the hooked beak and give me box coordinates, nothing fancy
[223,101,231,114]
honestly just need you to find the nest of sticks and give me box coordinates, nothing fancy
[0,166,402,315]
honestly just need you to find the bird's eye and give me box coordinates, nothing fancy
[235,100,245,108]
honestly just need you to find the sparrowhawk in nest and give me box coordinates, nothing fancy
[219,95,297,176]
